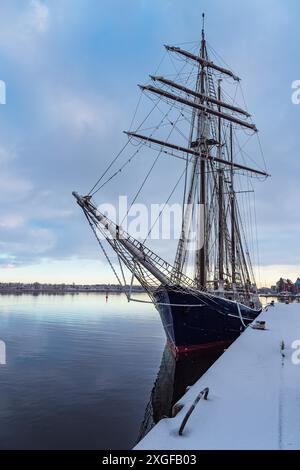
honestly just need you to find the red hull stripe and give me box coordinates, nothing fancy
[167,339,233,356]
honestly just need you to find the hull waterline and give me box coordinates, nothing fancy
[154,287,260,356]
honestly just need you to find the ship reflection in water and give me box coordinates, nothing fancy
[137,346,223,442]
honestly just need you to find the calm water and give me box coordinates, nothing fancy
[0,293,221,450]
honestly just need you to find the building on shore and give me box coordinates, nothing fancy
[275,277,300,294]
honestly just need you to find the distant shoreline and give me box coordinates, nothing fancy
[0,283,291,297]
[0,283,145,295]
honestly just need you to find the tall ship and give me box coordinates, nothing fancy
[73,16,269,355]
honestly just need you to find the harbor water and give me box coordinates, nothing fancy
[0,293,220,450]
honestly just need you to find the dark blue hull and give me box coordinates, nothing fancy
[153,287,260,354]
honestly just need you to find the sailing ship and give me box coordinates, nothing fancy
[73,15,269,355]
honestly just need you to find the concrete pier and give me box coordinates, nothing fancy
[135,303,300,450]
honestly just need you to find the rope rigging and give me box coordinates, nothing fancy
[75,34,267,311]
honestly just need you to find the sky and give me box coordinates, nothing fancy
[0,0,300,286]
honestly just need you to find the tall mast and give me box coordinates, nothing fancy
[129,14,265,294]
[197,13,207,288]
[230,123,236,285]
[218,79,224,284]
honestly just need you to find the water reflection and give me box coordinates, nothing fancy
[137,346,222,442]
[260,296,298,305]
[0,293,165,450]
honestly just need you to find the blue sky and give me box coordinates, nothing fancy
[0,0,299,285]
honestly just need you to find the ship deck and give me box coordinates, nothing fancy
[135,302,300,450]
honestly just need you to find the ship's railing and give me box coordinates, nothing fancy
[124,233,198,287]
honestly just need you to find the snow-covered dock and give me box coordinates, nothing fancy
[135,303,300,450]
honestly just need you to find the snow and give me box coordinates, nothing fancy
[135,303,300,450]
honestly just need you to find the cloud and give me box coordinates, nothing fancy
[29,228,57,254]
[0,227,57,269]
[0,174,33,201]
[1,263,16,270]
[29,0,50,34]
[0,0,50,62]
[0,215,24,229]
[47,90,123,136]
[257,264,300,286]
[0,147,14,163]
[0,0,299,283]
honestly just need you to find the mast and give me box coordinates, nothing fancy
[230,123,236,286]
[149,76,251,117]
[139,84,257,131]
[73,14,270,312]
[197,13,207,288]
[164,46,240,81]
[125,132,268,176]
[218,80,224,284]
[130,13,267,293]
